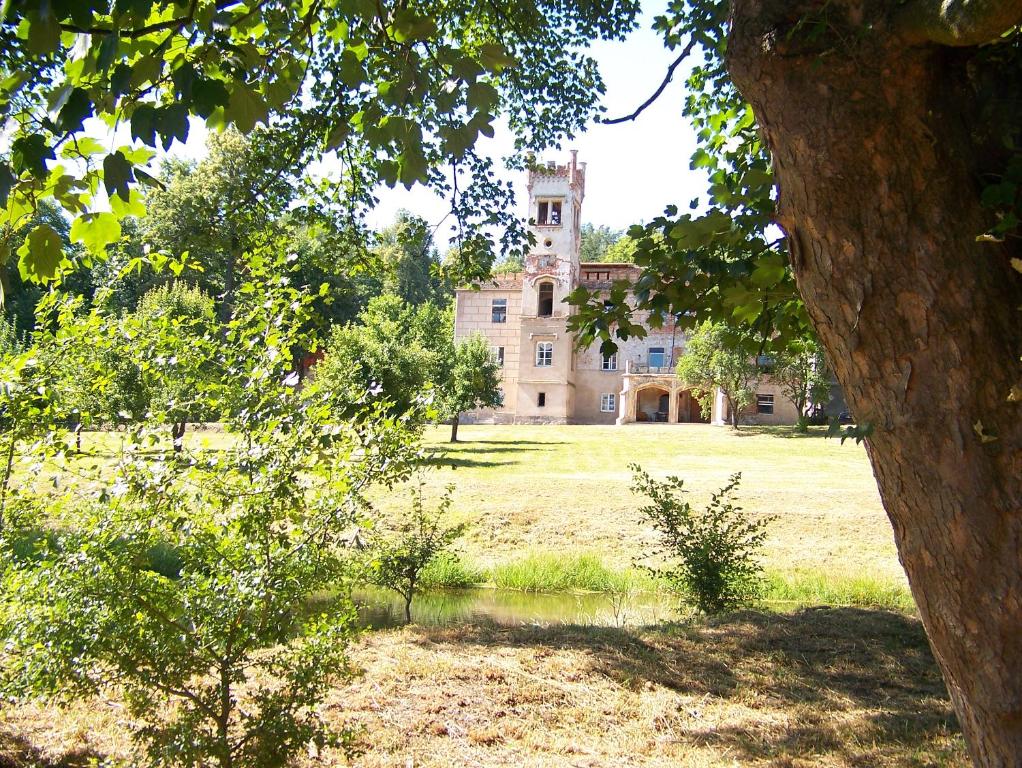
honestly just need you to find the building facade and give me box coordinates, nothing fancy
[453,154,803,426]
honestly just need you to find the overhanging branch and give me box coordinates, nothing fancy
[894,0,1022,46]
[600,37,697,125]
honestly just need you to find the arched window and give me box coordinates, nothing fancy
[538,281,554,317]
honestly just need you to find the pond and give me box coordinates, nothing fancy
[351,586,685,629]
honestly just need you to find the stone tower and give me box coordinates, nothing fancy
[514,152,586,422]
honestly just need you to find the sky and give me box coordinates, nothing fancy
[141,2,708,244]
[357,3,706,237]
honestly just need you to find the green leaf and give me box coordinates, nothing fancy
[17,224,63,282]
[12,135,54,178]
[130,103,158,146]
[191,78,230,118]
[466,82,498,112]
[478,43,515,73]
[156,103,189,150]
[750,254,786,288]
[27,10,60,54]
[390,9,437,43]
[225,83,268,133]
[103,151,134,202]
[70,213,122,254]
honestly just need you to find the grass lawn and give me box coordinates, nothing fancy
[0,424,967,767]
[376,423,903,587]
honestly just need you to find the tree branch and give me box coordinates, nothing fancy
[894,0,1022,46]
[600,38,697,125]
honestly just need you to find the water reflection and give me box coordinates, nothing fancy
[352,586,683,629]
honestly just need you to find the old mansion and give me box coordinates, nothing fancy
[453,154,799,426]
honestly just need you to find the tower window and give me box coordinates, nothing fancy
[538,281,554,317]
[491,298,507,323]
[536,341,553,367]
[492,346,504,366]
[538,392,546,407]
[537,199,562,225]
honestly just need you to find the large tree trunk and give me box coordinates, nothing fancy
[726,2,1022,763]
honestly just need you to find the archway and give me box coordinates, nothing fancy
[635,386,670,422]
[677,389,709,423]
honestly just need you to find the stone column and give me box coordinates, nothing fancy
[668,384,679,424]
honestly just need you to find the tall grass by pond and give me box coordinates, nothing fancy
[415,549,914,613]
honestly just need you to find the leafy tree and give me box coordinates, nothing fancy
[676,322,759,429]
[311,295,447,420]
[491,253,525,274]
[568,3,1022,755]
[579,223,623,262]
[376,210,450,307]
[131,283,221,450]
[600,235,639,263]
[771,337,830,432]
[2,252,422,768]
[439,334,503,443]
[632,466,771,615]
[367,483,466,622]
[143,129,301,321]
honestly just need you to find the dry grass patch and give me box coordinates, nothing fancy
[0,609,966,767]
[329,608,964,767]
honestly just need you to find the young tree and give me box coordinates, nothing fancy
[310,295,445,420]
[440,334,503,442]
[367,483,466,622]
[376,210,450,307]
[2,253,422,767]
[771,337,830,432]
[676,322,759,429]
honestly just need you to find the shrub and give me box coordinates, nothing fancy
[631,464,774,614]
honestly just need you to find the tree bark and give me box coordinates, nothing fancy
[450,414,460,443]
[726,2,1022,763]
[171,421,186,453]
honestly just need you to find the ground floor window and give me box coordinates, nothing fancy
[600,393,616,413]
[757,393,774,414]
[538,392,546,407]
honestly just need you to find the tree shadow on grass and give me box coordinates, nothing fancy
[0,728,106,768]
[408,607,963,765]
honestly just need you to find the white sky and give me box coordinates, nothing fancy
[131,2,707,243]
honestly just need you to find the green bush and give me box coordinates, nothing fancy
[489,551,649,593]
[632,465,774,614]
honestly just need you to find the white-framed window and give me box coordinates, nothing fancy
[491,298,507,323]
[537,199,562,225]
[535,341,553,367]
[600,393,616,413]
[757,393,774,414]
[491,346,505,366]
[601,351,618,371]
